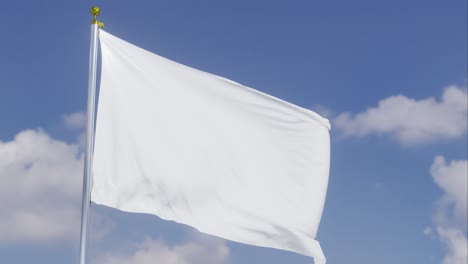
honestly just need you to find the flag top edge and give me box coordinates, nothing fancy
[98,29,331,131]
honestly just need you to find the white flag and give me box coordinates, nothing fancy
[92,30,331,264]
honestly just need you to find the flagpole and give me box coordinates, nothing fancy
[79,6,103,264]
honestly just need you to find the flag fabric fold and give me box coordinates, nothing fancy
[92,29,330,263]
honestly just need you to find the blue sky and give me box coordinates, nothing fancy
[0,1,466,264]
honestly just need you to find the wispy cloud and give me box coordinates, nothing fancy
[92,237,229,264]
[63,111,87,147]
[334,85,467,144]
[429,156,467,264]
[311,104,334,119]
[63,111,86,130]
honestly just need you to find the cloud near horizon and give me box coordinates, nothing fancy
[334,85,467,144]
[92,237,230,264]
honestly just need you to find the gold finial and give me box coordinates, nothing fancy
[90,6,104,28]
[91,6,101,17]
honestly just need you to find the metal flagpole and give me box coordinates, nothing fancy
[79,6,103,264]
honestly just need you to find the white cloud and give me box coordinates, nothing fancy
[437,227,468,264]
[63,111,86,130]
[334,85,467,144]
[0,129,83,243]
[431,156,468,228]
[429,156,467,264]
[92,237,229,264]
[0,121,227,264]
